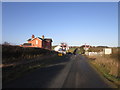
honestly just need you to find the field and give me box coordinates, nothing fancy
[68,47,76,53]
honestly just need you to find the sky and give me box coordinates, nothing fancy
[2,2,118,47]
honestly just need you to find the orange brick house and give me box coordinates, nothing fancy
[20,35,52,50]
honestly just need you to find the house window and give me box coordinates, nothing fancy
[36,40,38,44]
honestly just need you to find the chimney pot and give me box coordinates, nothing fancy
[42,35,44,39]
[32,35,35,38]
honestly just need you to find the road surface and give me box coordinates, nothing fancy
[3,54,115,88]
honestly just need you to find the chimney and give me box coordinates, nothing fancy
[42,35,44,39]
[32,35,35,38]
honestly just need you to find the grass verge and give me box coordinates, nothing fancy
[88,60,120,88]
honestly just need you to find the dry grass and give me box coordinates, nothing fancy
[87,48,120,86]
[90,55,119,77]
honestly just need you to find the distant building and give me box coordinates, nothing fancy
[80,44,92,51]
[80,45,92,48]
[20,35,52,50]
[54,43,69,54]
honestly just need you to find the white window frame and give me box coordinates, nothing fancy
[36,40,38,44]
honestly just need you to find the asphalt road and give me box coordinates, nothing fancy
[3,54,114,88]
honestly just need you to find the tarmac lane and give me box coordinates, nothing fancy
[62,55,113,88]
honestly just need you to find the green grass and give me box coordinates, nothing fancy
[68,47,76,53]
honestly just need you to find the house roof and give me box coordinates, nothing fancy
[27,37,52,42]
[44,38,52,42]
